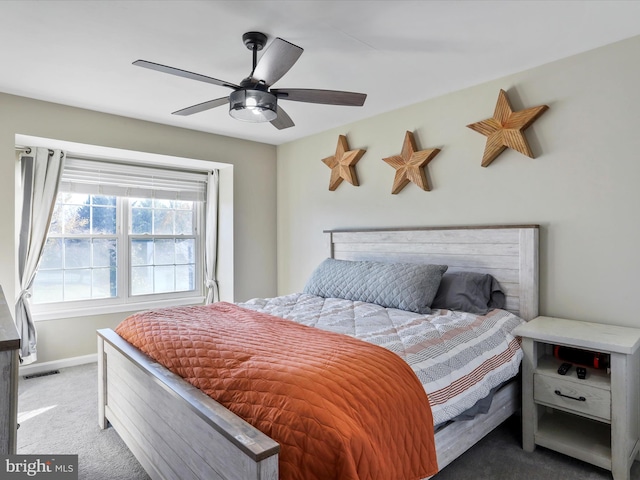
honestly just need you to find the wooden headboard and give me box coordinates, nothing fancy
[324,225,539,321]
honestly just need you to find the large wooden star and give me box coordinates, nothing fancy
[382,131,441,194]
[322,135,366,191]
[467,89,548,167]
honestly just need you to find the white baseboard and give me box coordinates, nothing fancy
[19,353,97,377]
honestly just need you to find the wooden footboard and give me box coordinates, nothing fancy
[98,328,279,480]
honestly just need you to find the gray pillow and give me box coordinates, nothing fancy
[303,258,448,314]
[431,271,505,314]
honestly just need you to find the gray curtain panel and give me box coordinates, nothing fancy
[16,147,65,364]
[204,169,220,304]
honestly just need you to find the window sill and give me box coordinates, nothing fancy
[31,296,206,321]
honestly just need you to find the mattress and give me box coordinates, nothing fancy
[239,293,525,426]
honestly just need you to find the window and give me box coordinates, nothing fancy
[31,157,210,313]
[129,198,197,296]
[33,193,118,303]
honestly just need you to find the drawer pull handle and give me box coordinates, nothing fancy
[554,389,586,402]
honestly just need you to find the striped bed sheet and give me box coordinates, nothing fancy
[239,293,525,426]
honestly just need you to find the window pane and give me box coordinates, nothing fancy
[131,198,152,209]
[63,204,90,234]
[92,195,116,206]
[153,199,173,209]
[64,269,92,301]
[92,268,117,298]
[39,238,63,269]
[154,265,175,293]
[31,270,63,304]
[131,199,195,236]
[131,207,152,234]
[175,239,194,264]
[131,239,153,266]
[49,203,62,235]
[64,193,91,205]
[154,239,174,265]
[92,206,116,234]
[64,239,91,268]
[93,239,117,267]
[153,209,174,234]
[175,265,194,291]
[131,266,154,296]
[175,210,193,235]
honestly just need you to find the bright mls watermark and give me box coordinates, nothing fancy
[1,455,78,479]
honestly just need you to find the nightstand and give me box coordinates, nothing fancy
[514,316,640,480]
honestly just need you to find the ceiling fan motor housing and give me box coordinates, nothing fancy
[229,89,278,122]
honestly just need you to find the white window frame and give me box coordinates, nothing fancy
[124,197,204,302]
[31,173,207,321]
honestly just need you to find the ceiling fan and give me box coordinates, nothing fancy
[133,32,367,130]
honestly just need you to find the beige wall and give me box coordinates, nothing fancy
[276,35,640,328]
[5,33,640,365]
[0,93,277,364]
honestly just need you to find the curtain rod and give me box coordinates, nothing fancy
[15,146,55,155]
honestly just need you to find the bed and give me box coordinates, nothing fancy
[97,225,539,480]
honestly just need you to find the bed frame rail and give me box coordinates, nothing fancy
[98,329,279,480]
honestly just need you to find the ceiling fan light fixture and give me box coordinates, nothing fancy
[229,89,277,123]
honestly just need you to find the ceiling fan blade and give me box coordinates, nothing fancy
[251,38,303,87]
[272,88,366,106]
[270,106,295,130]
[133,60,240,90]
[172,97,229,116]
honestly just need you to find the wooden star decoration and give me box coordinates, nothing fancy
[322,135,366,191]
[467,89,548,167]
[382,131,441,194]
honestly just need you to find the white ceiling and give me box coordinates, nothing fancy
[2,1,640,146]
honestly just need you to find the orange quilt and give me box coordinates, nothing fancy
[115,302,438,480]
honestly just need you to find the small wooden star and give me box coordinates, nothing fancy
[467,89,548,167]
[322,135,366,191]
[382,131,441,194]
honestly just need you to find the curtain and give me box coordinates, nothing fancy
[204,170,219,304]
[16,147,65,365]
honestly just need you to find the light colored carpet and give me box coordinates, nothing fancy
[17,363,149,480]
[17,363,640,480]
[432,414,640,480]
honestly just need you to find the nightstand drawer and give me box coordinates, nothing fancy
[534,374,611,422]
